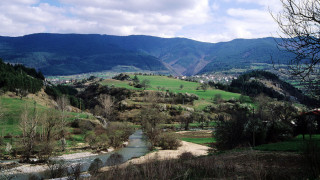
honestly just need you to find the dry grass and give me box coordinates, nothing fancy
[95,150,309,180]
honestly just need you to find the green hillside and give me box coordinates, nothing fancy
[0,97,89,136]
[101,75,243,109]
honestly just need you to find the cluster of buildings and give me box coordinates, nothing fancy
[176,74,237,84]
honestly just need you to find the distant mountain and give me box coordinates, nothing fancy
[0,33,294,76]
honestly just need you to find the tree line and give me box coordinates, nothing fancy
[0,59,43,95]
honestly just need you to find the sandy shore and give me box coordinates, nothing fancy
[54,148,113,160]
[100,141,210,172]
[2,149,114,175]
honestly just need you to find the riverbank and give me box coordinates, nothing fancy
[1,149,114,175]
[99,140,210,172]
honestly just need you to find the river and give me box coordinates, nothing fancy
[1,130,149,180]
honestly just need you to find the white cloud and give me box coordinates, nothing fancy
[225,8,277,38]
[0,0,282,42]
[64,0,210,36]
[235,0,283,11]
[211,2,220,11]
[0,0,211,38]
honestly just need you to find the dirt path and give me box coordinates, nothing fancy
[100,141,210,172]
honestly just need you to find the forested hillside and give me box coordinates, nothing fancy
[0,34,294,76]
[0,59,43,94]
[0,34,169,75]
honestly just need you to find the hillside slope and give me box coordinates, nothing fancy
[0,34,169,75]
[0,34,294,76]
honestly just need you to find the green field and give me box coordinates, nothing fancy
[181,137,216,145]
[0,97,91,136]
[176,130,215,146]
[254,135,320,152]
[0,97,48,135]
[161,122,216,129]
[101,75,246,109]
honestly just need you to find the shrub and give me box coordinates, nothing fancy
[67,163,82,180]
[96,134,109,150]
[89,158,103,175]
[158,133,181,150]
[106,153,124,166]
[85,131,109,150]
[85,131,96,148]
[46,160,67,179]
[179,152,195,160]
[106,122,134,148]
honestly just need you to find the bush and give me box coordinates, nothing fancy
[158,133,181,150]
[89,158,103,175]
[179,152,195,160]
[46,160,67,179]
[96,134,109,150]
[85,131,96,148]
[85,131,109,150]
[106,153,124,166]
[106,122,134,148]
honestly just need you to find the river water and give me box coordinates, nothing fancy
[2,130,149,180]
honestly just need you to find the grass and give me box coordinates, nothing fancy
[161,122,216,129]
[0,97,48,136]
[181,137,216,145]
[175,130,215,146]
[101,75,247,109]
[0,96,92,136]
[254,134,320,152]
[70,134,86,142]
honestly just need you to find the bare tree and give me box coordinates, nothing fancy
[273,0,320,100]
[16,88,28,100]
[178,112,192,130]
[143,91,162,104]
[141,79,151,90]
[0,100,3,119]
[0,101,5,137]
[47,160,67,179]
[56,95,69,151]
[98,94,114,118]
[38,109,60,161]
[19,102,39,162]
[200,83,209,92]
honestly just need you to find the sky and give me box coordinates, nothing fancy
[0,0,283,43]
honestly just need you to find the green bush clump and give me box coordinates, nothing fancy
[157,133,181,150]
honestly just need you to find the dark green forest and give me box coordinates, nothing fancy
[0,34,295,76]
[0,59,43,94]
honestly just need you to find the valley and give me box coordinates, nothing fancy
[0,34,319,179]
[1,63,319,179]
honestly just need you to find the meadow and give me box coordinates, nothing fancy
[175,130,215,146]
[0,96,90,136]
[101,75,245,109]
[254,134,320,152]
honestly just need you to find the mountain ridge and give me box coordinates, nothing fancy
[0,33,294,76]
